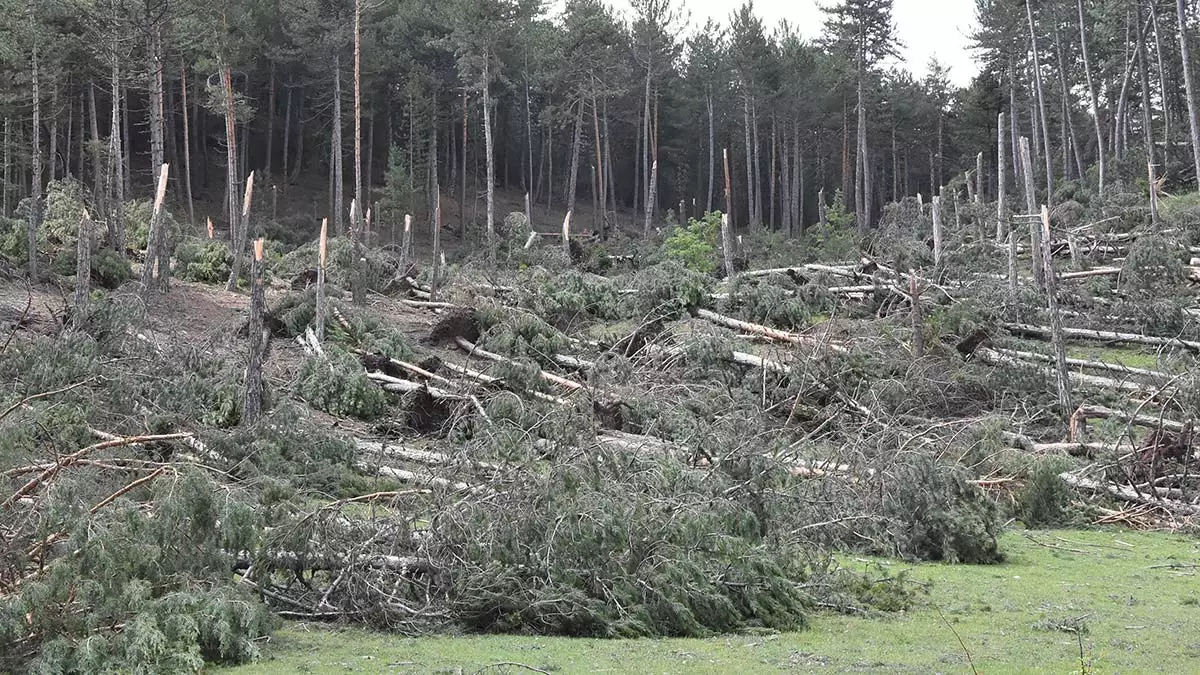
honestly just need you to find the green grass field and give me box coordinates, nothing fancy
[223,528,1200,674]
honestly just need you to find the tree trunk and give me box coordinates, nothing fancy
[291,89,305,183]
[1149,0,1171,165]
[931,196,942,267]
[88,87,101,223]
[316,218,328,342]
[146,24,167,291]
[1136,4,1156,169]
[1040,206,1073,414]
[121,85,131,196]
[47,80,57,184]
[743,91,755,228]
[997,112,1008,242]
[706,89,715,214]
[267,62,276,178]
[222,61,242,291]
[1025,0,1055,202]
[333,55,344,234]
[461,89,468,233]
[74,211,92,322]
[1077,0,1107,195]
[28,33,41,278]
[752,98,763,227]
[483,50,496,264]
[566,99,583,216]
[244,240,267,424]
[1179,0,1200,191]
[353,0,363,213]
[1019,137,1045,287]
[794,125,804,234]
[769,115,777,229]
[856,56,869,232]
[591,88,605,237]
[109,63,125,250]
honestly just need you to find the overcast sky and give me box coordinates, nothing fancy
[593,0,981,87]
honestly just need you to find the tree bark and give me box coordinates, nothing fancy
[743,91,756,228]
[566,99,583,219]
[706,88,715,214]
[1025,0,1055,202]
[1040,205,1073,415]
[997,112,1008,243]
[222,61,241,290]
[1077,0,1107,195]
[244,240,267,424]
[28,28,41,278]
[316,218,327,342]
[180,65,195,226]
[1179,0,1200,191]
[267,62,276,178]
[353,0,363,215]
[108,63,125,250]
[1136,4,1156,169]
[1019,137,1045,287]
[74,211,92,322]
[333,55,344,235]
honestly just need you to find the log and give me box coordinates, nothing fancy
[987,347,1168,379]
[1059,471,1200,516]
[1059,267,1122,280]
[367,372,464,401]
[1071,404,1191,434]
[455,337,583,392]
[696,308,843,352]
[438,360,571,406]
[552,354,597,371]
[1002,322,1200,352]
[976,348,1146,392]
[355,439,502,473]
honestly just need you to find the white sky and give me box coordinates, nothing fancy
[597,0,981,87]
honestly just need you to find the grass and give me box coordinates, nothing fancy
[1066,344,1162,371]
[225,528,1200,674]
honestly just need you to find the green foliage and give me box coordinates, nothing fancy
[624,261,713,318]
[1122,233,1184,296]
[1016,459,1076,528]
[514,268,625,328]
[440,455,812,638]
[882,455,1003,564]
[0,472,275,673]
[176,236,234,283]
[663,211,720,274]
[123,199,181,252]
[720,276,827,329]
[477,305,569,366]
[298,347,389,420]
[379,144,420,221]
[92,248,134,289]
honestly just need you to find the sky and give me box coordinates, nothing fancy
[596,0,982,87]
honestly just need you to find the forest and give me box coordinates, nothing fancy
[3,0,1200,671]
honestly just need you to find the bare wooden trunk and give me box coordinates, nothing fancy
[74,211,92,322]
[1040,206,1073,414]
[483,52,496,264]
[743,92,755,228]
[1077,0,1107,195]
[566,99,583,216]
[1025,0,1055,202]
[333,56,344,234]
[706,90,715,214]
[316,218,328,342]
[282,85,292,186]
[28,36,41,278]
[180,64,195,226]
[1019,137,1045,286]
[244,240,267,424]
[146,25,168,291]
[1136,5,1156,171]
[222,62,241,290]
[109,63,125,250]
[1179,0,1200,191]
[997,112,1008,242]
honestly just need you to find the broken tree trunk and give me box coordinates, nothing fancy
[315,218,328,343]
[1002,323,1200,352]
[1041,205,1074,413]
[721,212,735,278]
[455,337,583,393]
[141,163,171,297]
[1060,471,1200,516]
[73,211,92,325]
[244,239,267,424]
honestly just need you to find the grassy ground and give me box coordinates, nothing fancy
[224,528,1200,674]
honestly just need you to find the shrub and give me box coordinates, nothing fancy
[477,305,569,366]
[881,455,1003,564]
[298,347,388,420]
[123,199,181,253]
[92,248,134,289]
[663,211,720,274]
[1016,459,1076,528]
[624,261,713,319]
[439,456,812,637]
[176,236,233,284]
[1122,233,1184,296]
[514,268,625,328]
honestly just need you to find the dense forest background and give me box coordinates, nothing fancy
[4,0,1199,251]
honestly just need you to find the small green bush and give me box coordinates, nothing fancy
[1017,459,1076,528]
[882,455,1003,564]
[1123,233,1184,296]
[624,261,713,319]
[176,237,233,283]
[664,211,720,274]
[298,348,388,420]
